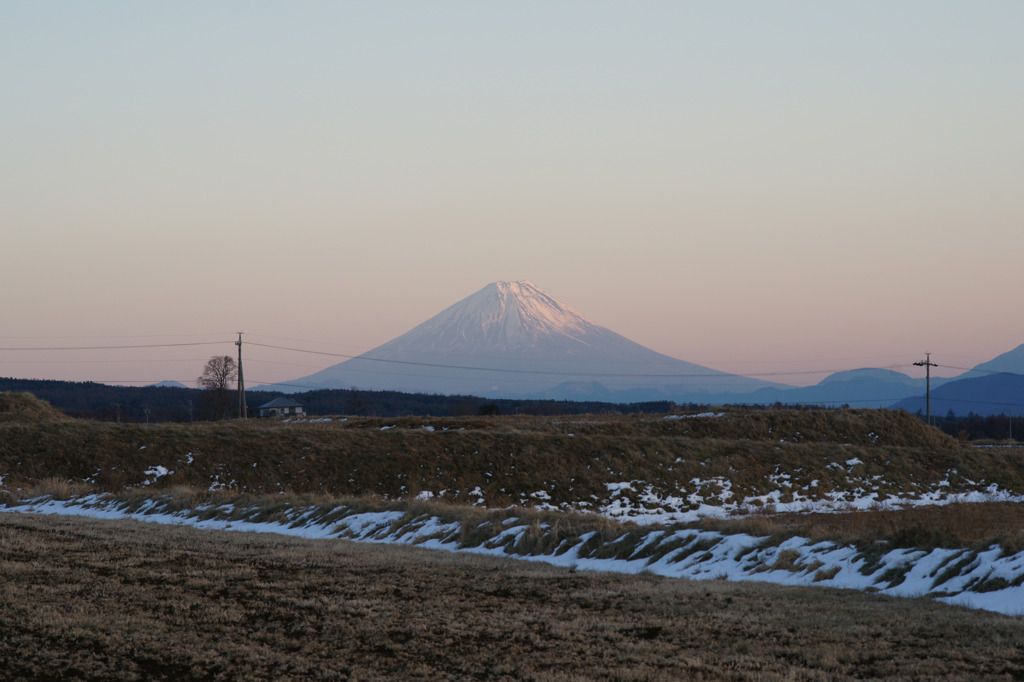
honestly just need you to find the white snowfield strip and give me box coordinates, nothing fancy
[592,479,1024,525]
[3,496,1023,617]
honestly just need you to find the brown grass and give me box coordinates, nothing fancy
[696,502,1024,553]
[1,512,1022,681]
[0,406,1005,510]
[4,399,1023,559]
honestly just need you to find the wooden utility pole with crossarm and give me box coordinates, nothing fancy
[914,353,937,425]
[236,332,247,419]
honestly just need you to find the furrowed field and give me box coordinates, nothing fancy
[3,391,1024,680]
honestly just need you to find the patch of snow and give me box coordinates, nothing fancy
[141,466,172,485]
[664,412,725,420]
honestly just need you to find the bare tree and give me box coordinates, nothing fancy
[198,355,237,390]
[197,356,237,419]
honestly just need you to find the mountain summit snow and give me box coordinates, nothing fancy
[267,281,783,401]
[378,281,600,355]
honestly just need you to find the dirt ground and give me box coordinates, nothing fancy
[1,513,1022,681]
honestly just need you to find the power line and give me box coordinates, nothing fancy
[245,341,923,380]
[0,341,228,352]
[0,333,233,340]
[3,333,1023,408]
[0,358,211,365]
[0,334,1004,382]
[935,363,1024,377]
[244,358,329,369]
[245,333,372,353]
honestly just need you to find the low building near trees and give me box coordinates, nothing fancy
[256,397,305,418]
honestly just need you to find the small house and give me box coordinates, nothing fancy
[256,397,305,418]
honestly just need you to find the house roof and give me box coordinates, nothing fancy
[257,397,304,409]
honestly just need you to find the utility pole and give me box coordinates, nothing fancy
[186,400,193,423]
[236,332,247,419]
[114,403,121,423]
[914,353,937,425]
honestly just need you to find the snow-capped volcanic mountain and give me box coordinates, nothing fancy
[270,281,784,401]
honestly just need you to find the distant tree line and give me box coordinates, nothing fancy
[13,374,1015,440]
[0,377,677,423]
[927,411,1021,442]
[0,378,210,423]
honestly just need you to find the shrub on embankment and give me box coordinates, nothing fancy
[0,392,71,423]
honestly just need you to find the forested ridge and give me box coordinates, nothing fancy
[0,377,674,422]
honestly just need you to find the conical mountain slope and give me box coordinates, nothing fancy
[276,281,782,401]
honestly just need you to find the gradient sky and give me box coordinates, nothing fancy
[3,2,1023,388]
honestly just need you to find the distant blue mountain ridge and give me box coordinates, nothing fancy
[523,368,936,409]
[693,368,939,410]
[899,344,1024,416]
[958,344,1024,379]
[660,350,1023,415]
[891,372,1024,417]
[749,348,1024,415]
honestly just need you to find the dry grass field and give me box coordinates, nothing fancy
[4,393,1024,679]
[2,513,1023,681]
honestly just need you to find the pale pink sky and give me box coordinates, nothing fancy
[2,2,1022,388]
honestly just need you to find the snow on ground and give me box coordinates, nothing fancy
[141,466,172,485]
[3,495,1023,617]
[593,478,1024,525]
[663,412,726,420]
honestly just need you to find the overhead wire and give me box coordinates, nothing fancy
[935,363,1024,377]
[244,341,925,380]
[0,341,228,351]
[2,333,1022,411]
[1,335,1006,381]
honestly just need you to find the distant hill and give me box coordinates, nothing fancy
[961,344,1024,379]
[713,368,942,409]
[885,343,1024,416]
[891,372,1024,417]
